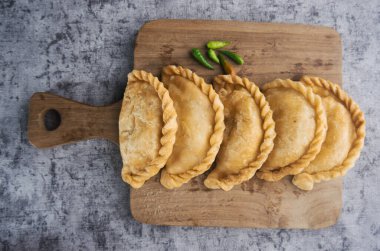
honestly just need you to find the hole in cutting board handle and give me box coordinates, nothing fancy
[44,109,61,131]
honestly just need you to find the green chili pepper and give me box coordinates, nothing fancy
[207,49,220,64]
[220,50,244,65]
[206,40,230,49]
[218,54,236,75]
[191,48,214,69]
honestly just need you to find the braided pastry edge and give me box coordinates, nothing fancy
[256,79,327,181]
[160,65,225,189]
[292,76,366,190]
[120,70,178,188]
[204,74,276,191]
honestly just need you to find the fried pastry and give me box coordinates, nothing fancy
[160,65,225,189]
[292,76,365,190]
[119,70,178,188]
[204,75,276,191]
[256,79,327,182]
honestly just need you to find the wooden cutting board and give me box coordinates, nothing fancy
[28,20,343,229]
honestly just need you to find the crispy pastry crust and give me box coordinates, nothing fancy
[204,75,276,191]
[160,65,225,189]
[292,76,366,190]
[120,70,178,188]
[256,79,327,181]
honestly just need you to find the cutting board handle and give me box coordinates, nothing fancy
[27,92,121,148]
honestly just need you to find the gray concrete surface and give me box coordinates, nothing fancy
[1,0,379,250]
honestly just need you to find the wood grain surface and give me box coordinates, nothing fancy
[131,20,343,229]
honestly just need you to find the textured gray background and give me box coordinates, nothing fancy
[1,0,379,250]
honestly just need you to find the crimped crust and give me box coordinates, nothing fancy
[292,76,366,190]
[204,75,276,191]
[256,79,327,181]
[160,65,225,188]
[120,70,178,188]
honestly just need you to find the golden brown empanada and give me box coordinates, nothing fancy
[256,79,327,182]
[160,65,225,189]
[292,76,365,190]
[204,75,276,191]
[119,70,178,188]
